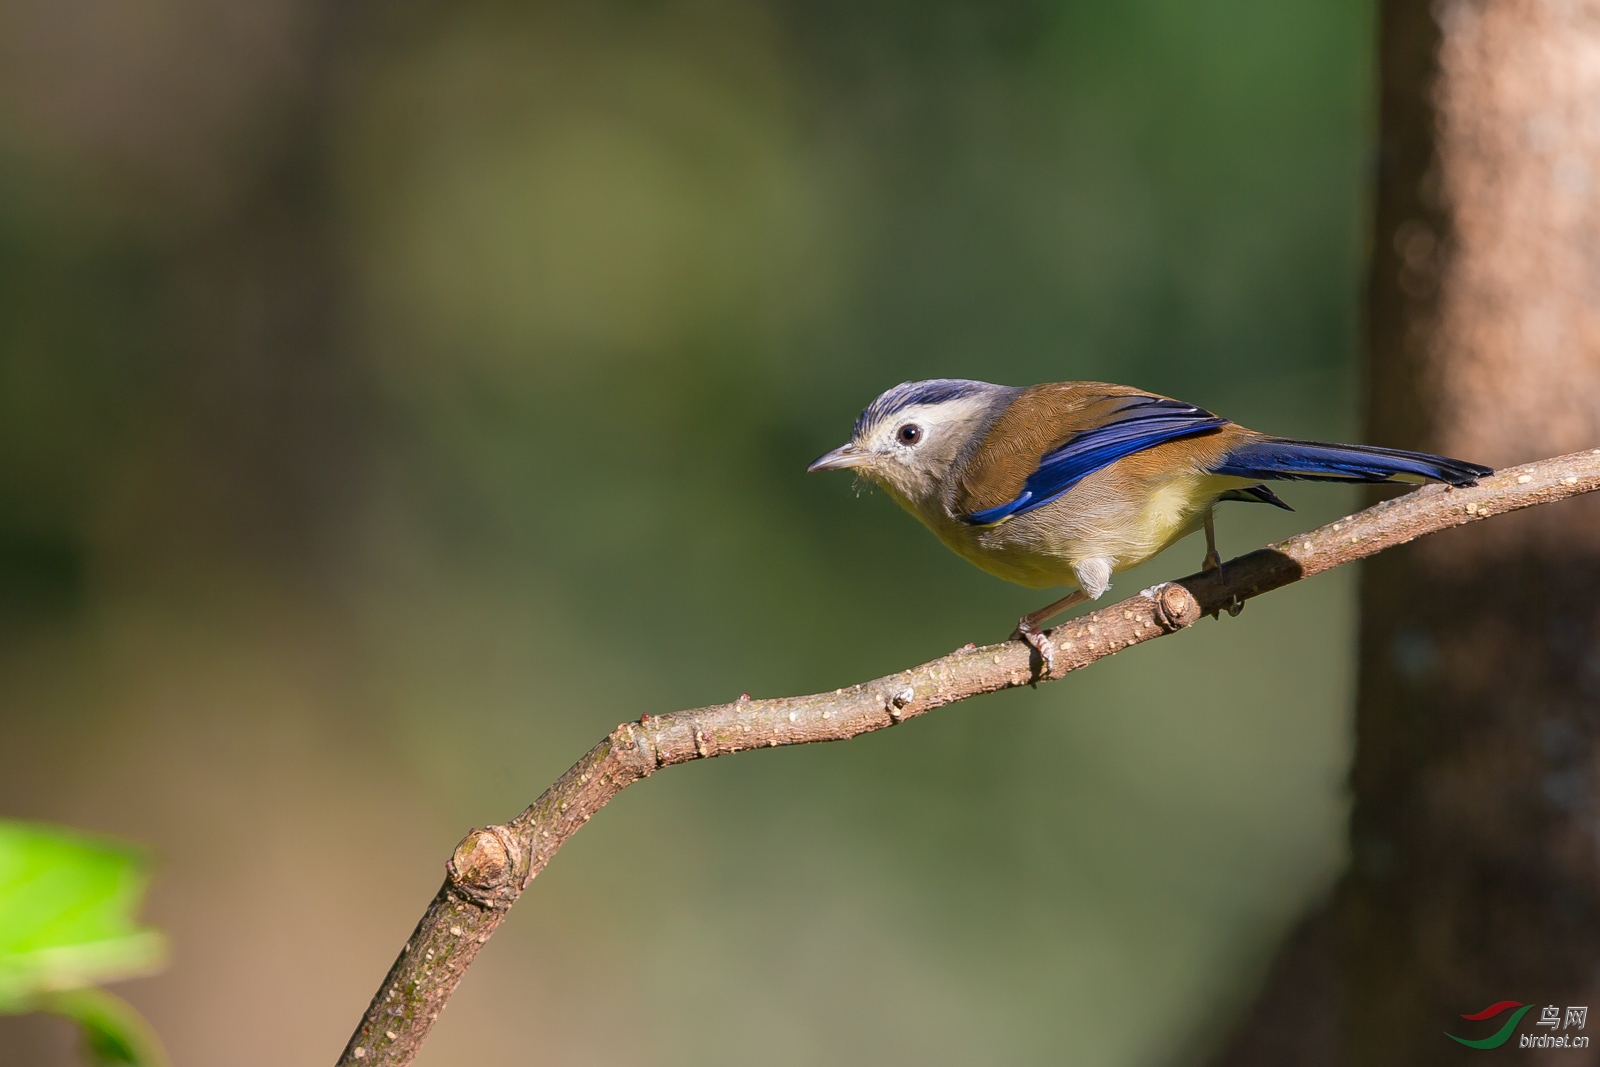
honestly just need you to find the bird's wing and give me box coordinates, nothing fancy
[956,384,1228,527]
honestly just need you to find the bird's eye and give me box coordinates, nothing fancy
[897,423,923,445]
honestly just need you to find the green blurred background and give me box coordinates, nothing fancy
[0,0,1372,1062]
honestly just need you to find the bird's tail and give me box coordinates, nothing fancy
[1212,437,1492,488]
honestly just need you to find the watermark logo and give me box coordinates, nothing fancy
[1447,1002,1533,1049]
[1447,1001,1588,1050]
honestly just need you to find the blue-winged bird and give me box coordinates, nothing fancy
[809,380,1491,667]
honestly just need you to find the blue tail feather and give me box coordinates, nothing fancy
[1213,438,1492,488]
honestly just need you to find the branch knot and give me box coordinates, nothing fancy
[446,824,525,906]
[1151,583,1201,631]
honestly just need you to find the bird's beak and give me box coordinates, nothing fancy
[807,443,870,473]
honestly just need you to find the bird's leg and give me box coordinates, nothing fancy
[1202,510,1222,576]
[1012,558,1112,678]
[1012,590,1087,676]
[1202,509,1245,618]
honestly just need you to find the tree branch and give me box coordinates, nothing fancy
[337,448,1600,1066]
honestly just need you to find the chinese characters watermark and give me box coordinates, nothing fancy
[1522,1004,1589,1049]
[1447,1001,1589,1050]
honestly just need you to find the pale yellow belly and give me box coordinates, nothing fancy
[1108,477,1214,566]
[918,473,1250,590]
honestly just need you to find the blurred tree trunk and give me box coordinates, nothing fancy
[1213,1,1600,1064]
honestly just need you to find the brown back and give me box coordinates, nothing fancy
[952,381,1162,514]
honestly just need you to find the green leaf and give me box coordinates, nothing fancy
[36,988,171,1067]
[0,820,166,1008]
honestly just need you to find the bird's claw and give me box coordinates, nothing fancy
[1013,621,1057,681]
[1208,593,1246,620]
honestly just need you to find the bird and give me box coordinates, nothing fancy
[808,379,1491,668]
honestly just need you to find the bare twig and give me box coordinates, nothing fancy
[338,448,1600,1066]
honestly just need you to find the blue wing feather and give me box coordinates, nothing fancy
[962,396,1227,526]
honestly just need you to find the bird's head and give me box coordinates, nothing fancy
[807,379,1012,507]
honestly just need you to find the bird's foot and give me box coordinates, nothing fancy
[1208,592,1246,620]
[1202,546,1223,576]
[1012,619,1057,681]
